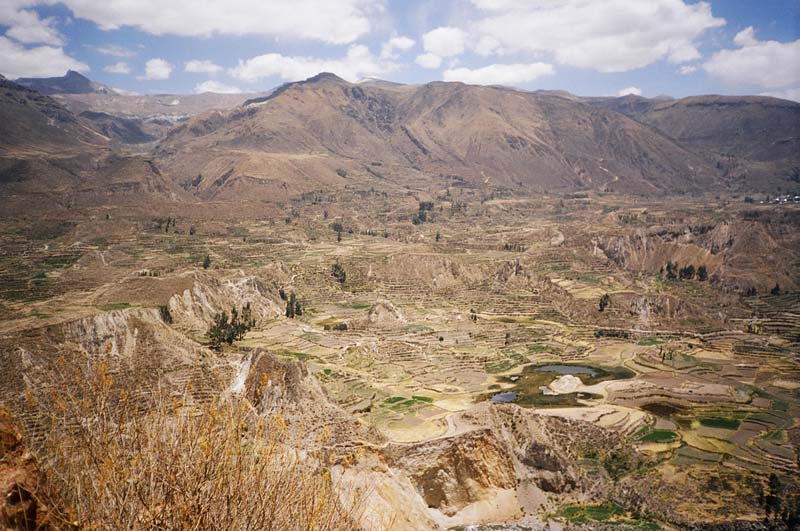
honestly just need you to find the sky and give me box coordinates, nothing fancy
[0,0,798,100]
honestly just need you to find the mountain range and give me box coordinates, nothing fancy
[1,70,798,214]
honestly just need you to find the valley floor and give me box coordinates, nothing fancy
[0,191,797,530]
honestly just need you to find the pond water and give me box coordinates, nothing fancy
[482,363,634,408]
[491,391,518,403]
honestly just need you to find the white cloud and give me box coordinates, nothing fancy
[617,86,642,96]
[143,58,172,80]
[194,80,242,93]
[474,35,501,56]
[443,62,554,85]
[703,27,800,89]
[469,0,725,72]
[185,59,223,73]
[380,35,415,59]
[422,26,466,58]
[760,87,800,103]
[46,0,380,44]
[679,65,698,75]
[733,26,758,47]
[414,52,442,69]
[230,44,390,83]
[85,44,136,57]
[0,35,88,78]
[103,61,130,74]
[0,2,63,45]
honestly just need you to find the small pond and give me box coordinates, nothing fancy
[483,363,634,408]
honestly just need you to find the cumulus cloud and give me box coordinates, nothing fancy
[143,58,172,80]
[679,65,698,75]
[414,52,442,69]
[46,0,379,44]
[469,0,725,72]
[103,61,131,74]
[422,26,467,58]
[230,44,390,83]
[443,62,554,85]
[194,80,242,93]
[0,2,63,45]
[414,27,467,70]
[185,59,223,73]
[380,35,415,59]
[618,86,642,96]
[0,35,88,78]
[85,44,137,57]
[703,27,800,89]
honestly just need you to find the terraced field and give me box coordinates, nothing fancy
[1,191,797,527]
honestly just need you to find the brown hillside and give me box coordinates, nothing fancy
[156,73,720,200]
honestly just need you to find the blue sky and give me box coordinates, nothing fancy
[1,1,798,100]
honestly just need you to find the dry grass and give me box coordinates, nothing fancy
[23,355,368,530]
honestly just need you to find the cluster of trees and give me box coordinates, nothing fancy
[502,242,527,252]
[330,221,356,242]
[155,216,178,233]
[760,473,799,528]
[280,289,303,318]
[663,261,708,281]
[207,304,255,351]
[744,284,782,297]
[594,329,630,339]
[412,201,434,225]
[331,261,346,285]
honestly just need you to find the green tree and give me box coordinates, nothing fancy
[771,283,781,296]
[665,261,678,280]
[206,304,255,351]
[202,255,211,269]
[159,305,173,324]
[697,265,708,281]
[599,293,610,312]
[331,261,346,285]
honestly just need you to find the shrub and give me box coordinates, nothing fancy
[331,262,346,285]
[24,357,365,531]
[599,294,610,312]
[158,305,172,324]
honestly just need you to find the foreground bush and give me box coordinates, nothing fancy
[25,356,363,530]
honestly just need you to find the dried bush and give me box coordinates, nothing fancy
[24,356,366,530]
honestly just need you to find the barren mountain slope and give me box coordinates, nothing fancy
[156,73,720,200]
[15,70,117,95]
[0,76,188,215]
[0,74,106,156]
[586,94,800,188]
